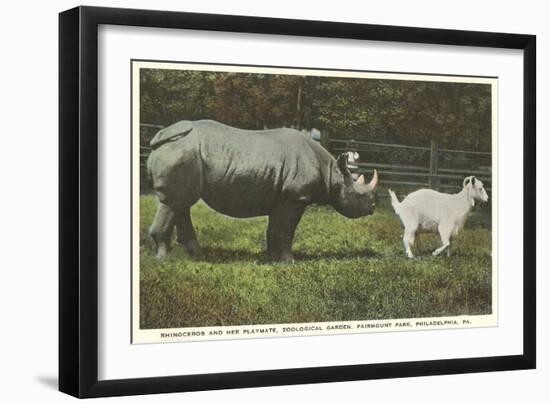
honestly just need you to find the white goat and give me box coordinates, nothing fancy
[388,176,489,258]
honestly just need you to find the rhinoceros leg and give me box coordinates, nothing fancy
[149,202,175,259]
[175,206,200,257]
[266,203,305,263]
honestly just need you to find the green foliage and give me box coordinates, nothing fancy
[140,69,492,152]
[139,195,492,329]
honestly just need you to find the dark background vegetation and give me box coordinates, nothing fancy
[140,68,492,151]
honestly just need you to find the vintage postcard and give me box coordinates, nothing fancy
[131,60,497,343]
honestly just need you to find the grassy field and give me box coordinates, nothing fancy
[139,194,492,329]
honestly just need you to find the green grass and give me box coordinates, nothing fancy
[139,195,492,329]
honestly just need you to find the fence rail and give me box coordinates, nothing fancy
[139,124,492,197]
[330,138,492,196]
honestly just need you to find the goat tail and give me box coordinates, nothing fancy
[388,189,400,214]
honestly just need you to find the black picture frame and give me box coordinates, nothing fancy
[59,5,536,398]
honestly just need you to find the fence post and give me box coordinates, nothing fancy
[321,129,331,153]
[429,140,439,190]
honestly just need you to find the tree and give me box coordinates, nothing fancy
[139,68,492,153]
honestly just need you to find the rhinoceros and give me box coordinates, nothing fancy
[147,120,378,262]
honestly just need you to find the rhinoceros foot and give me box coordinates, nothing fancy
[278,254,295,264]
[266,250,294,264]
[182,240,201,258]
[155,244,169,260]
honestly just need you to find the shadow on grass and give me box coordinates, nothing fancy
[293,247,384,261]
[190,245,385,263]
[194,246,263,263]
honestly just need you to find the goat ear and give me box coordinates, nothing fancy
[464,177,476,206]
[356,174,365,184]
[463,176,472,188]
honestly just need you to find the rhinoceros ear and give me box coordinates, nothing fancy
[336,154,353,185]
[336,153,347,167]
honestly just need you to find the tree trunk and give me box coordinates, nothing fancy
[296,77,304,130]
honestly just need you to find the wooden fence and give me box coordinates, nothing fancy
[139,124,492,199]
[329,138,492,198]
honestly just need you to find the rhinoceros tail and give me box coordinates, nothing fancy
[150,127,193,150]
